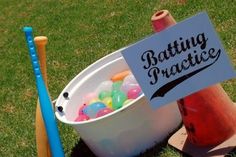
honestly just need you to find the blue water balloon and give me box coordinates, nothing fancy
[83,102,106,118]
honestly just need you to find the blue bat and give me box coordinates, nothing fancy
[23,27,64,157]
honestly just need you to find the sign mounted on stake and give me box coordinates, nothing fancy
[122,12,236,109]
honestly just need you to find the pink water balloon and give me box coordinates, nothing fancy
[96,107,113,118]
[127,86,142,99]
[78,103,87,115]
[74,114,90,122]
[120,83,139,94]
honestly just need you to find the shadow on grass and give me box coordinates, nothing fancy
[70,139,96,157]
[70,124,185,157]
[70,138,184,157]
[137,123,189,157]
[70,123,236,157]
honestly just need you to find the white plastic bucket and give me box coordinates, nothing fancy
[55,47,182,157]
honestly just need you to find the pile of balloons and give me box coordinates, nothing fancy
[74,70,143,122]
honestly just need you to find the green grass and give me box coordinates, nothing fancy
[0,0,235,156]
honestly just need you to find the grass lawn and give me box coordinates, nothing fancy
[0,0,235,156]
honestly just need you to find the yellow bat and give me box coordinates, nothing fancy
[34,36,52,157]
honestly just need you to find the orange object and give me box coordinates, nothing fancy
[151,10,236,146]
[178,85,236,146]
[34,36,52,157]
[35,36,48,85]
[151,10,176,32]
[111,70,131,82]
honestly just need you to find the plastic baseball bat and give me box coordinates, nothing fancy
[34,36,52,157]
[23,27,64,157]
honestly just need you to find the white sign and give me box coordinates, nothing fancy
[122,12,236,109]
